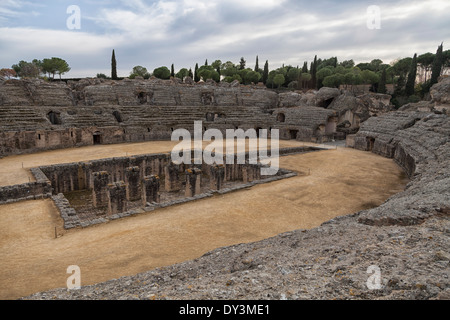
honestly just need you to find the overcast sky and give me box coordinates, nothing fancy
[0,0,449,78]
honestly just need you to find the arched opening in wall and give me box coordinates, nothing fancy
[137,92,147,104]
[289,130,299,140]
[113,111,123,123]
[277,113,286,122]
[201,92,213,105]
[147,128,151,133]
[47,111,61,125]
[37,134,41,140]
[93,132,102,145]
[319,98,335,109]
[367,137,375,151]
[206,112,215,122]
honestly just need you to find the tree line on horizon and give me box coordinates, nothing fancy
[2,44,448,109]
[106,43,449,108]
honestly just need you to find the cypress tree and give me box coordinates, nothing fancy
[171,64,175,77]
[310,55,318,89]
[239,57,246,70]
[255,55,259,72]
[194,63,200,82]
[262,60,269,84]
[430,43,443,87]
[216,65,221,77]
[405,53,417,96]
[394,74,405,96]
[188,68,193,78]
[111,49,118,80]
[378,69,387,94]
[302,61,308,73]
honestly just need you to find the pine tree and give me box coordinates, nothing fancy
[262,60,269,84]
[430,43,443,87]
[255,55,259,72]
[171,64,175,77]
[194,63,200,82]
[111,49,118,80]
[405,53,417,96]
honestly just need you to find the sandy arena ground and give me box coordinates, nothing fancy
[0,140,408,299]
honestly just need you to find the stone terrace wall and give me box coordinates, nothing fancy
[23,110,450,301]
[351,111,446,178]
[0,77,394,157]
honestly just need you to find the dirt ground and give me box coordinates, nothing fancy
[0,140,408,299]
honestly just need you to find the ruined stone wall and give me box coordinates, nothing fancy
[39,153,170,194]
[0,77,394,157]
[0,166,52,204]
[351,111,448,179]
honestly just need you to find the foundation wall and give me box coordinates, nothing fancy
[0,182,52,204]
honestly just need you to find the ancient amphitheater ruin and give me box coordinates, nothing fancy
[0,75,448,300]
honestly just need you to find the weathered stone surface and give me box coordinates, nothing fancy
[125,166,141,201]
[21,79,450,301]
[141,175,160,204]
[185,167,202,197]
[0,78,399,157]
[329,91,393,135]
[108,181,128,215]
[92,171,110,208]
[315,87,340,108]
[430,76,450,111]
[399,77,450,115]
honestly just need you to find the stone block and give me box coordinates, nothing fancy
[108,181,127,215]
[125,166,141,201]
[165,162,181,192]
[92,171,110,208]
[185,167,202,197]
[142,175,160,205]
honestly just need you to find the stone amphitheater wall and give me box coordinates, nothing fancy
[0,78,395,157]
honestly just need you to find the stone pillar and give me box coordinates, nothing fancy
[185,168,202,197]
[164,162,180,192]
[225,162,243,181]
[142,175,160,205]
[77,163,87,190]
[92,171,110,208]
[108,181,127,215]
[209,164,225,190]
[125,166,141,201]
[243,163,262,183]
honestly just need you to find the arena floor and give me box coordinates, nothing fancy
[0,140,409,299]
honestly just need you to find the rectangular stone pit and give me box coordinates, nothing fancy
[34,148,313,229]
